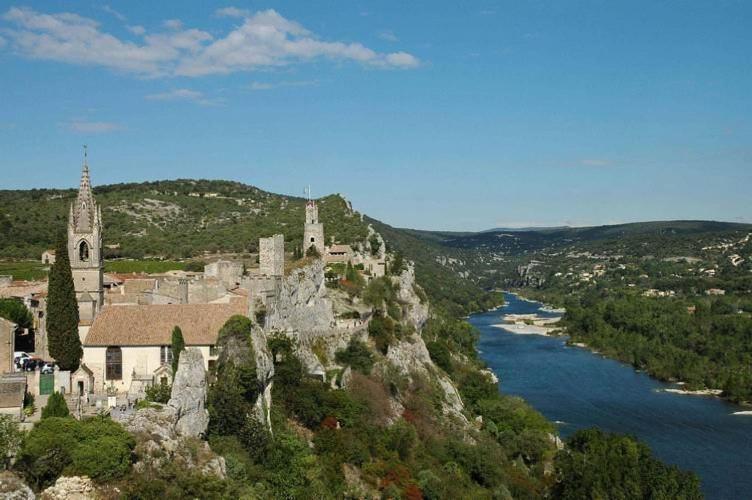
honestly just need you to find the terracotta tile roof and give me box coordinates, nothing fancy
[0,281,48,299]
[328,244,353,254]
[84,297,248,347]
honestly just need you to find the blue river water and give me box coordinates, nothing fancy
[471,293,752,500]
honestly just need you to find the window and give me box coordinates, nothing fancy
[310,237,315,243]
[79,240,89,262]
[105,346,122,380]
[160,346,173,366]
[209,345,218,356]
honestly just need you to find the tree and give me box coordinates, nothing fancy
[171,326,185,374]
[0,299,33,330]
[0,415,22,470]
[42,392,70,419]
[46,237,82,371]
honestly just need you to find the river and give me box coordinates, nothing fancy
[471,292,752,500]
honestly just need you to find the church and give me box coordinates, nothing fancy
[65,158,247,398]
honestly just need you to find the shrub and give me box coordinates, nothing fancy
[0,415,22,470]
[145,380,172,404]
[41,392,69,419]
[171,326,185,374]
[335,339,374,374]
[70,435,131,481]
[426,341,452,373]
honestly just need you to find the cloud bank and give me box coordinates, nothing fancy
[1,6,420,78]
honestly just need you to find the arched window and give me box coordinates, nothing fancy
[106,346,122,380]
[310,237,315,243]
[79,240,89,262]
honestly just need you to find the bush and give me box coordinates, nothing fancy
[0,415,22,470]
[41,392,69,419]
[426,341,452,373]
[14,416,134,489]
[335,339,375,375]
[145,381,172,404]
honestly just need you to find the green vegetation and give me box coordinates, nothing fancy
[145,380,172,404]
[46,238,81,371]
[0,298,33,329]
[0,415,22,470]
[171,325,185,374]
[553,428,702,499]
[0,181,367,260]
[564,293,752,403]
[14,416,135,490]
[41,392,69,419]
[334,339,374,375]
[0,261,47,281]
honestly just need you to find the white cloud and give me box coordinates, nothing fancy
[378,30,398,42]
[1,6,421,77]
[100,5,126,22]
[249,80,318,90]
[144,87,223,105]
[127,25,145,35]
[163,19,183,30]
[215,7,250,18]
[64,120,122,133]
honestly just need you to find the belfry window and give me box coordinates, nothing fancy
[106,346,122,380]
[79,240,89,261]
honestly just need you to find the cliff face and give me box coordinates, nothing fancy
[266,261,335,334]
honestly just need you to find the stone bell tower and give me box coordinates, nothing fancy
[303,187,325,256]
[68,148,104,323]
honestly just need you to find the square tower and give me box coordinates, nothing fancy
[303,200,325,256]
[260,234,285,276]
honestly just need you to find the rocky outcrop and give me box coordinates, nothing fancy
[0,472,35,500]
[40,476,96,500]
[395,265,429,331]
[118,405,226,479]
[266,261,335,334]
[168,348,209,438]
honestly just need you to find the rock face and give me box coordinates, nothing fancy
[40,476,96,500]
[0,472,35,500]
[168,348,209,438]
[395,265,429,331]
[118,405,226,479]
[266,261,335,334]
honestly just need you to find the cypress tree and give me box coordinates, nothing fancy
[46,237,82,371]
[41,392,70,419]
[171,326,185,374]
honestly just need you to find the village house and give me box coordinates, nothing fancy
[325,244,353,264]
[41,249,56,265]
[81,298,247,395]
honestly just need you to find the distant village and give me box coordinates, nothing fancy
[0,162,386,421]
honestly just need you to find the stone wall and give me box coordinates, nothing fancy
[259,234,284,276]
[204,260,243,287]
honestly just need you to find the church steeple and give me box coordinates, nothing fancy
[68,147,104,323]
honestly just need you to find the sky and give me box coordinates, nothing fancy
[0,1,750,231]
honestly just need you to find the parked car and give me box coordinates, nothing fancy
[24,357,44,371]
[40,362,56,374]
[13,351,30,369]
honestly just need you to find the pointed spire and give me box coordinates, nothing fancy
[72,146,95,233]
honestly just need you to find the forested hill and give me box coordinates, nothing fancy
[0,179,367,259]
[0,179,498,315]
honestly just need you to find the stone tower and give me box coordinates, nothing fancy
[68,154,104,323]
[260,234,284,276]
[303,200,325,256]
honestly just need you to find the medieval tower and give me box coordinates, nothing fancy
[68,152,104,323]
[303,196,325,256]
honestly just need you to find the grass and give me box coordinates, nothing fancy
[105,260,187,274]
[0,260,48,281]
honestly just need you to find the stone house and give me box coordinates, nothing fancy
[41,249,56,265]
[0,375,26,420]
[0,317,16,374]
[81,297,247,395]
[325,244,353,264]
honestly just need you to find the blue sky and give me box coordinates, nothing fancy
[0,1,750,231]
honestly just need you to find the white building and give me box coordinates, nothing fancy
[82,297,247,395]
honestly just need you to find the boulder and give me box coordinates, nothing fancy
[40,476,96,500]
[0,472,35,500]
[168,348,209,438]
